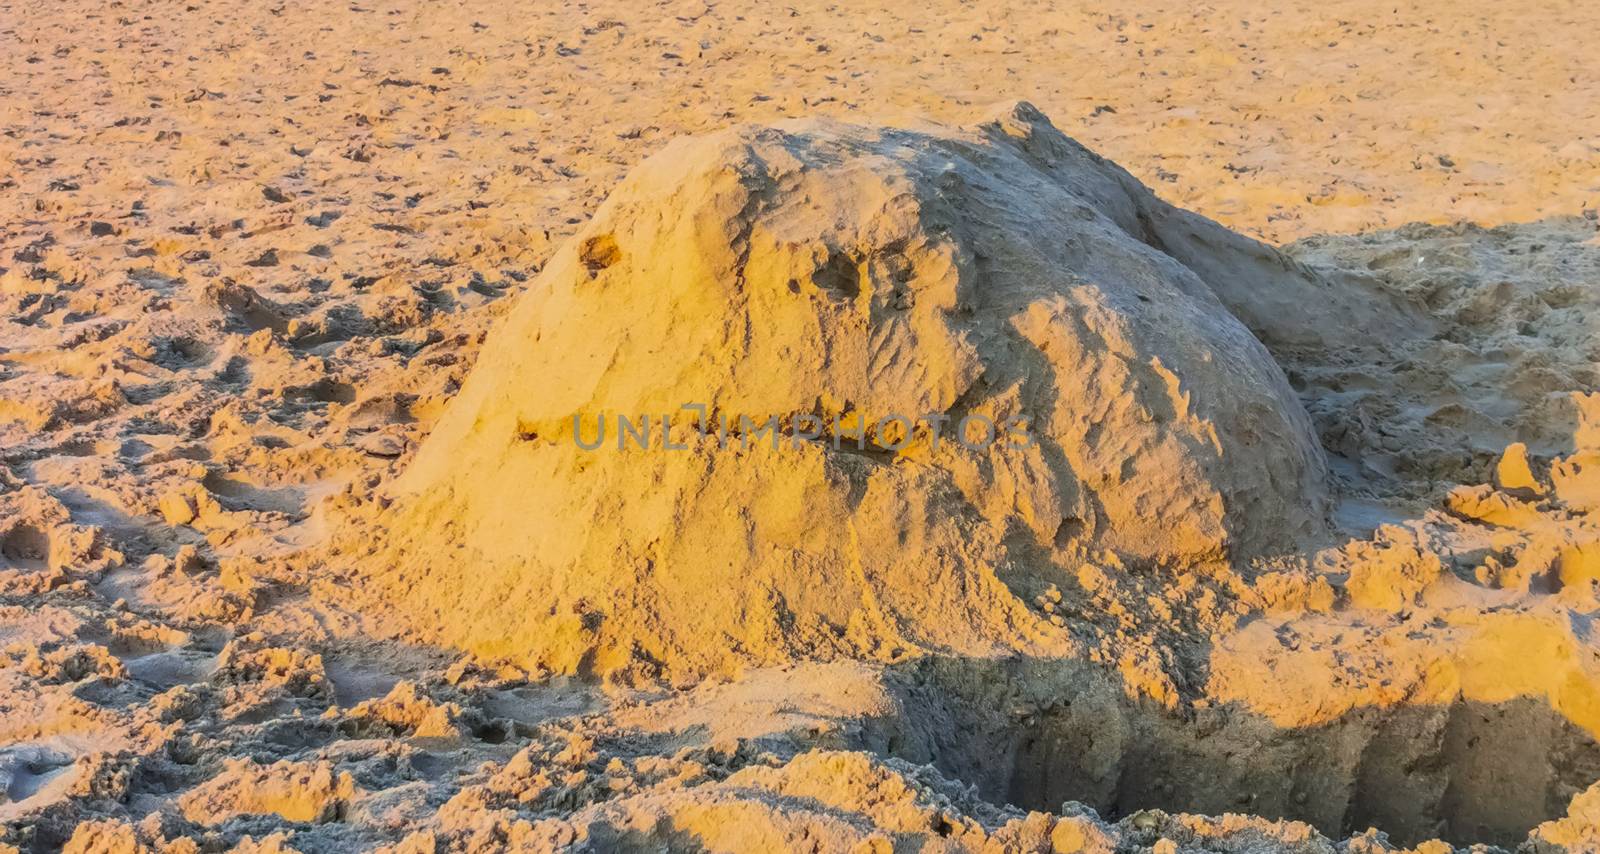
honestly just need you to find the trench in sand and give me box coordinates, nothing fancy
[890,660,1600,848]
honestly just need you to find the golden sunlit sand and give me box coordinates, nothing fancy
[1,0,1598,851]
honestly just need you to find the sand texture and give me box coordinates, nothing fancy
[1,0,1599,852]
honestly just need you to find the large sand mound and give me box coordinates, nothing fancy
[343,103,1336,678]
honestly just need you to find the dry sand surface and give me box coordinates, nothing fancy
[1,0,1600,851]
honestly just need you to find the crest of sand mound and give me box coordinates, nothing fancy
[343,103,1338,678]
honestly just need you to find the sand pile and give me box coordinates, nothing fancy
[333,103,1352,679]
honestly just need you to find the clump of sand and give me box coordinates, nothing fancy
[338,103,1340,680]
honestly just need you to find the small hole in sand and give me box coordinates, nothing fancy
[0,524,50,571]
[580,234,622,273]
[810,250,861,299]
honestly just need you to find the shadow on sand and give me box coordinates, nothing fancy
[875,654,1600,848]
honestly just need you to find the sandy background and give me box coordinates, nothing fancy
[2,0,1600,851]
[5,0,1598,262]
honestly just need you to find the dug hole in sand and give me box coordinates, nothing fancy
[320,103,1600,849]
